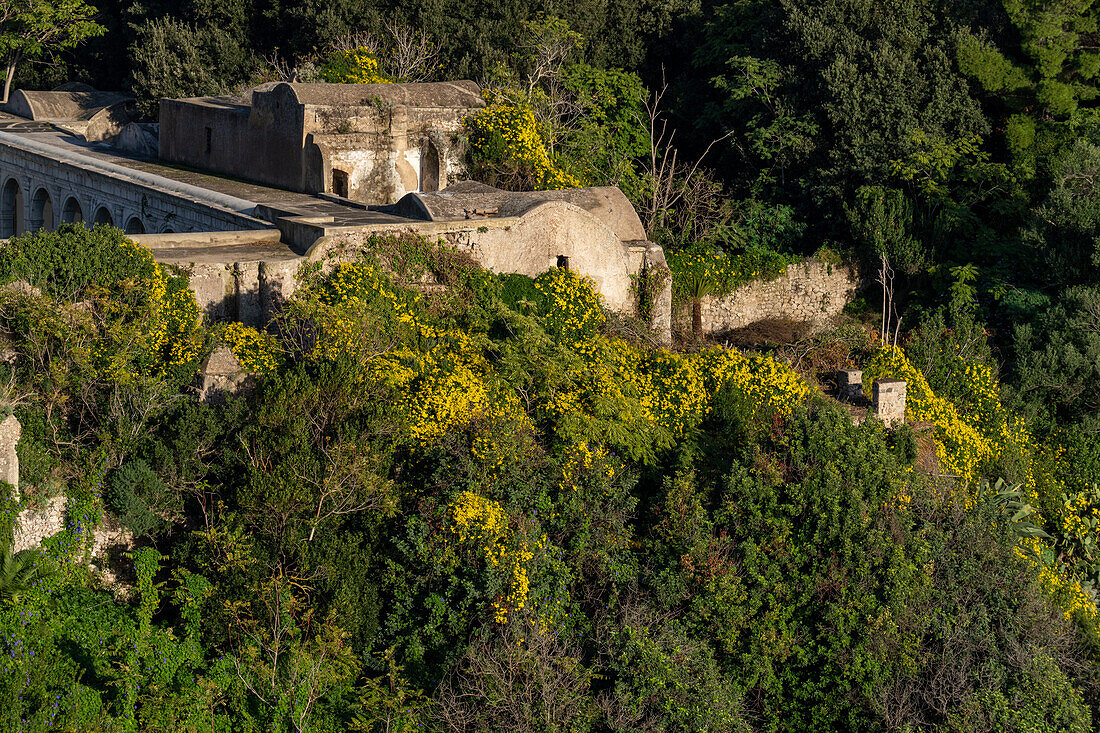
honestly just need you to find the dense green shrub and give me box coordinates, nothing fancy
[1,197,1098,732]
[106,460,167,537]
[497,273,543,313]
[0,224,157,302]
[1010,286,1100,428]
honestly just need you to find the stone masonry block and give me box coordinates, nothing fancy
[198,345,256,403]
[872,378,906,428]
[837,369,863,401]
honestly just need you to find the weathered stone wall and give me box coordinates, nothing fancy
[12,495,65,553]
[313,201,640,314]
[158,98,287,189]
[306,104,468,204]
[0,413,19,494]
[675,259,859,337]
[13,495,135,586]
[134,230,301,327]
[161,83,477,205]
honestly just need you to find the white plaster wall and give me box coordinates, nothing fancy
[331,148,379,200]
[319,201,638,313]
[403,148,422,191]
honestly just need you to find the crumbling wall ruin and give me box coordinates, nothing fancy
[674,260,859,338]
[1,414,133,572]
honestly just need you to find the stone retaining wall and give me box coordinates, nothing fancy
[12,495,65,553]
[675,259,859,338]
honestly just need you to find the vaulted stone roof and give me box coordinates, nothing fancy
[4,88,132,121]
[262,81,484,109]
[385,181,648,242]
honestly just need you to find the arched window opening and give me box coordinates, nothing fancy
[29,188,54,231]
[2,179,23,238]
[421,139,440,192]
[61,197,84,225]
[125,217,146,235]
[93,207,114,227]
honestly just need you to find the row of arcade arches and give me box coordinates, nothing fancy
[0,178,150,238]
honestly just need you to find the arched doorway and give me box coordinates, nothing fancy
[2,178,23,238]
[61,196,84,224]
[420,139,440,192]
[93,207,113,226]
[29,188,54,231]
[125,217,145,235]
[331,169,349,198]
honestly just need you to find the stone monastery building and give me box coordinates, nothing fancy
[0,80,672,341]
[160,81,482,204]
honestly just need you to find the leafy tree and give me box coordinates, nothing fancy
[105,459,172,537]
[1011,286,1100,428]
[690,0,986,221]
[0,0,104,102]
[848,185,923,340]
[129,16,258,116]
[1024,136,1100,289]
[956,0,1100,120]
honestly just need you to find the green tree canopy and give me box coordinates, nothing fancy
[0,0,104,102]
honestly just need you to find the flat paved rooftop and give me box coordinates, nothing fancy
[0,113,410,229]
[149,241,299,265]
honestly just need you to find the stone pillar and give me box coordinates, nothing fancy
[837,369,863,401]
[0,413,20,499]
[198,346,255,403]
[234,261,264,326]
[643,242,673,346]
[872,378,906,428]
[260,259,300,324]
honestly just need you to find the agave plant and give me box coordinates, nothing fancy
[0,535,49,605]
[974,478,1051,544]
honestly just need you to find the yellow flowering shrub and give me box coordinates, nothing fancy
[695,346,812,421]
[541,339,810,457]
[218,322,282,373]
[559,441,616,493]
[0,226,205,383]
[860,349,1014,496]
[88,243,201,383]
[535,268,605,342]
[465,96,581,190]
[1018,537,1098,623]
[306,261,420,363]
[301,261,527,445]
[864,346,1098,624]
[319,47,391,84]
[449,491,539,624]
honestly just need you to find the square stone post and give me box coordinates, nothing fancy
[872,378,906,428]
[199,346,256,403]
[837,369,863,401]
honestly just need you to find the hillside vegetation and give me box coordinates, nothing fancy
[11,0,1100,729]
[0,225,1096,732]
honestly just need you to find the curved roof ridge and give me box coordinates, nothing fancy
[391,183,647,242]
[271,80,484,109]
